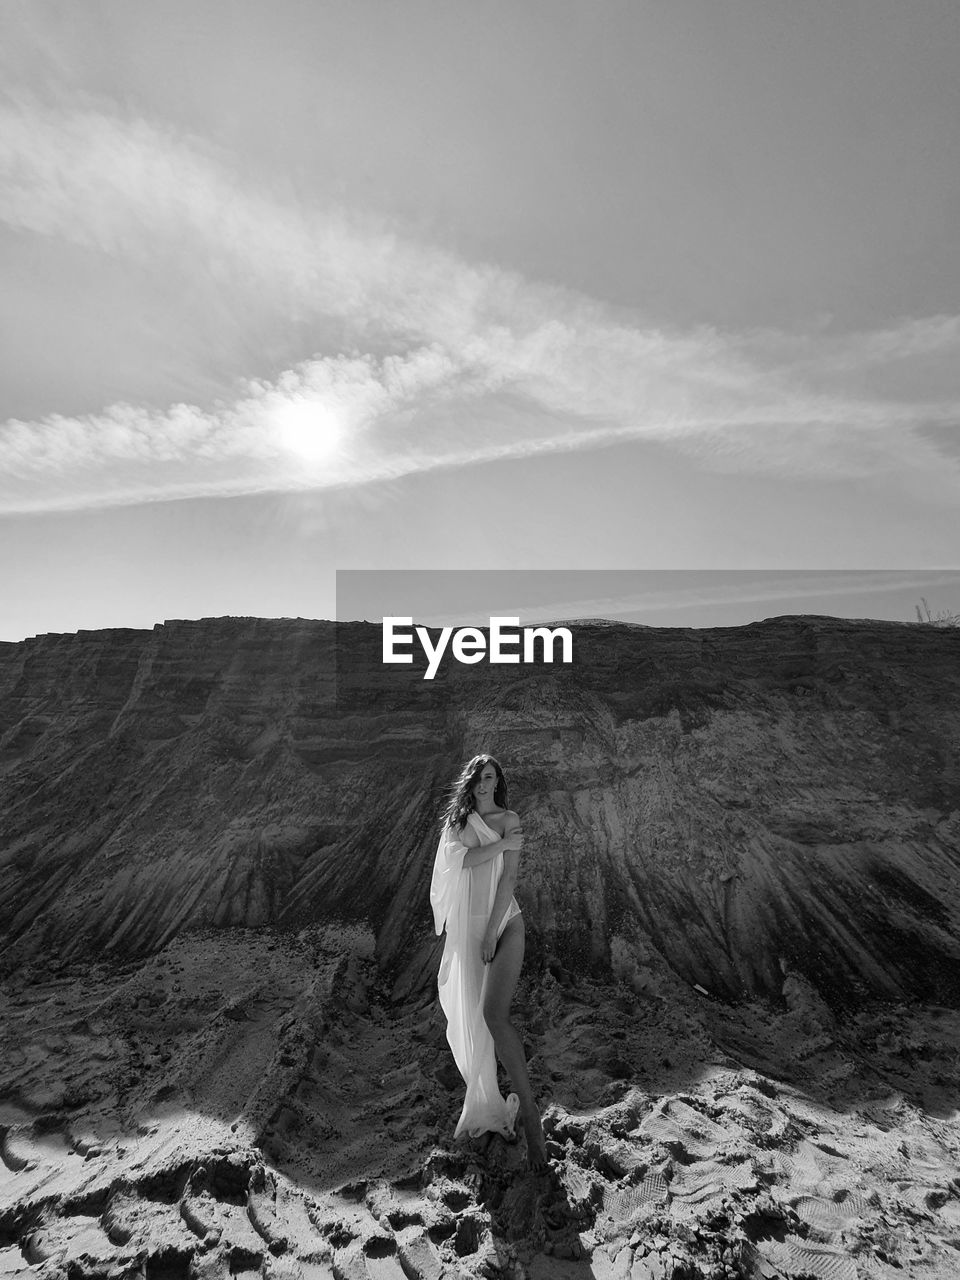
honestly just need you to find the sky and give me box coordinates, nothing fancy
[1,0,959,641]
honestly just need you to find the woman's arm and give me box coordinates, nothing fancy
[461,831,520,868]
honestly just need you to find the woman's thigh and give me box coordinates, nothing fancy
[482,916,525,1025]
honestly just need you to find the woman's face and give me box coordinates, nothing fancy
[472,763,499,807]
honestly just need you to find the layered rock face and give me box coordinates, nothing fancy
[1,616,958,1007]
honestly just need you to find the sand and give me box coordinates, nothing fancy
[2,926,959,1280]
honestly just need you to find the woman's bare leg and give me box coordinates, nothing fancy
[482,917,548,1171]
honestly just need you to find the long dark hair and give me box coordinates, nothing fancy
[440,754,508,831]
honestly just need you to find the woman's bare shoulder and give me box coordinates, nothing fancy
[475,807,517,835]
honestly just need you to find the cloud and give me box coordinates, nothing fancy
[0,346,470,511]
[519,570,960,623]
[335,569,960,629]
[2,97,960,513]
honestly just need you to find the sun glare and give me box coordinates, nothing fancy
[273,399,342,464]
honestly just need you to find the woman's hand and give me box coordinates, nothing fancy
[501,828,523,853]
[481,927,498,963]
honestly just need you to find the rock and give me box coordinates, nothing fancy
[780,962,836,1032]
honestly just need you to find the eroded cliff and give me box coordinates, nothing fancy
[1,615,958,1007]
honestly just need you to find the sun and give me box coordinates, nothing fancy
[272,398,342,464]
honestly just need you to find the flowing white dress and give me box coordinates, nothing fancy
[430,810,522,1138]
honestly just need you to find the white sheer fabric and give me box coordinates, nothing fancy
[430,810,521,1138]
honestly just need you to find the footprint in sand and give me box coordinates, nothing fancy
[760,1237,859,1280]
[791,1188,874,1241]
[1,1118,75,1180]
[638,1097,736,1162]
[0,1125,32,1174]
[602,1169,670,1226]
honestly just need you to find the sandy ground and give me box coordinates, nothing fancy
[2,927,959,1280]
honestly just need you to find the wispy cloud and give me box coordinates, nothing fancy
[2,97,960,513]
[518,570,960,624]
[340,570,960,629]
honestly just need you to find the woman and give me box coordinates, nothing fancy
[430,753,547,1172]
